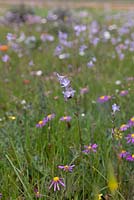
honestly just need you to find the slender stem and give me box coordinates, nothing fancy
[77,114,83,151]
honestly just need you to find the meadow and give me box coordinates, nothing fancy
[0,4,134,200]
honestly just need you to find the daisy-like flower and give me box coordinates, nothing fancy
[58,164,75,172]
[36,120,46,128]
[119,124,129,131]
[128,117,134,127]
[97,95,111,103]
[34,188,42,198]
[119,90,128,96]
[125,133,134,143]
[119,150,129,158]
[112,103,120,113]
[45,113,55,122]
[126,154,134,161]
[49,177,65,191]
[36,114,55,127]
[83,143,98,154]
[60,116,72,122]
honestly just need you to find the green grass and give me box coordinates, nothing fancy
[0,6,134,200]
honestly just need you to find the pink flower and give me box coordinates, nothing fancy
[80,87,89,95]
[49,177,65,191]
[83,144,98,154]
[58,164,75,172]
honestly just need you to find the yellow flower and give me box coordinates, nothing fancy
[8,116,16,120]
[98,193,103,200]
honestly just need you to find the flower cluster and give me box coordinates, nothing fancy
[49,164,75,191]
[56,73,75,101]
[97,95,111,103]
[118,114,134,162]
[119,150,134,161]
[36,113,55,128]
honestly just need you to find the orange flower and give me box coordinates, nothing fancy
[0,45,8,52]
[23,79,30,84]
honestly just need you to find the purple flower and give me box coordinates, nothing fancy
[79,45,87,56]
[119,90,128,96]
[2,54,10,62]
[112,103,120,113]
[125,133,134,143]
[119,53,125,60]
[126,154,134,161]
[6,33,16,41]
[87,60,94,68]
[74,24,86,36]
[119,124,129,131]
[45,113,55,122]
[56,73,70,88]
[91,37,99,46]
[36,120,47,128]
[34,188,42,198]
[97,95,111,103]
[54,45,63,56]
[36,114,55,127]
[40,33,54,42]
[29,60,34,66]
[62,87,76,101]
[58,31,68,41]
[49,177,65,191]
[56,73,75,100]
[128,117,134,127]
[119,150,129,158]
[60,116,72,122]
[90,21,99,34]
[83,144,98,154]
[58,164,75,172]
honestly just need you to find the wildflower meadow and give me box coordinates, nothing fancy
[0,2,134,200]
